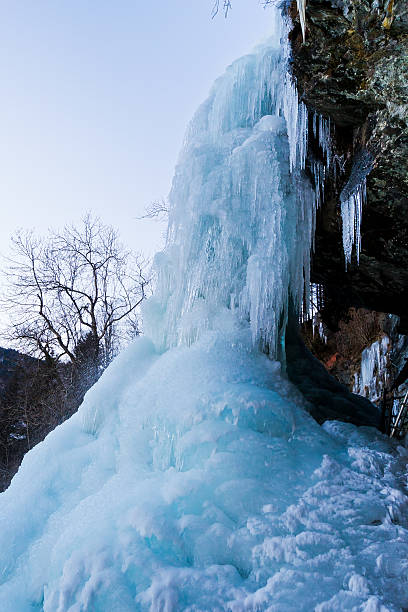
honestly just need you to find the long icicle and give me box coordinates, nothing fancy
[297,0,306,41]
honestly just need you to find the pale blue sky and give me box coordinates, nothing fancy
[0,1,272,257]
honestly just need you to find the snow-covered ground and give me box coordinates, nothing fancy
[1,327,407,610]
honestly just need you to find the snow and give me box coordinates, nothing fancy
[1,328,407,611]
[0,8,407,612]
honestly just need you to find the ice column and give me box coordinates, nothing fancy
[145,25,316,357]
[353,335,390,403]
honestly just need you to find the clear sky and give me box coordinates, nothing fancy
[0,1,273,259]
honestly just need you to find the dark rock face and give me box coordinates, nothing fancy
[286,318,381,428]
[300,307,388,392]
[0,347,25,394]
[289,0,408,330]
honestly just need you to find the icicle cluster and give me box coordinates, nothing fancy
[313,113,331,168]
[353,335,390,403]
[308,112,333,258]
[341,181,366,267]
[283,74,308,172]
[340,151,372,268]
[309,112,375,271]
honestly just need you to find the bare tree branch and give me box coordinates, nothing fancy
[137,199,169,220]
[211,0,232,18]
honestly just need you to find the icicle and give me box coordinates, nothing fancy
[282,73,299,172]
[312,111,317,138]
[340,180,365,268]
[298,101,308,170]
[311,159,326,210]
[318,115,331,168]
[308,113,333,219]
[339,151,372,268]
[297,0,307,42]
[318,321,327,343]
[282,75,308,172]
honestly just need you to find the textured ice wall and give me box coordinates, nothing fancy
[144,23,315,356]
[340,150,373,268]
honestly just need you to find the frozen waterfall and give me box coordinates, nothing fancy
[0,10,407,612]
[144,23,314,357]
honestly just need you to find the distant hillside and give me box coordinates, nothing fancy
[0,346,91,492]
[0,347,29,395]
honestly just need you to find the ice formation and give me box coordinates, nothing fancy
[340,151,373,268]
[353,336,390,404]
[309,113,332,235]
[310,114,373,270]
[297,0,307,42]
[0,10,407,612]
[145,24,315,356]
[312,112,331,169]
[341,181,366,267]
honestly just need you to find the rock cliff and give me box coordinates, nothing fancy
[284,0,408,427]
[289,0,408,330]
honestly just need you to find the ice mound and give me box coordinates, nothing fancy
[0,323,407,610]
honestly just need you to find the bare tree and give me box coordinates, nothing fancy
[1,214,149,370]
[211,0,275,19]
